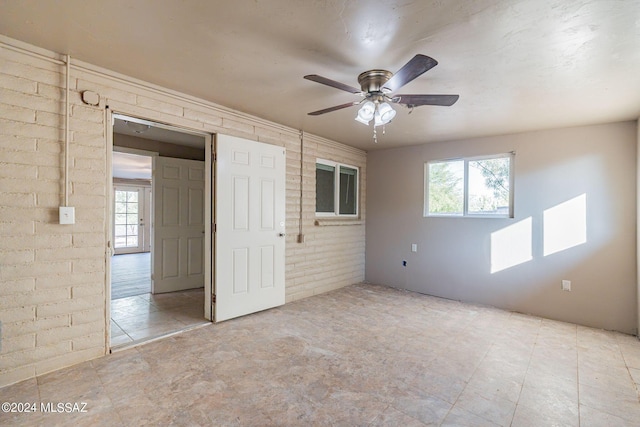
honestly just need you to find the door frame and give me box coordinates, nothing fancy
[105,110,214,352]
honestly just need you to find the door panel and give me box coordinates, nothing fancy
[215,134,286,321]
[153,156,205,294]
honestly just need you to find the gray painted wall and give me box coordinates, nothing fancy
[366,121,637,334]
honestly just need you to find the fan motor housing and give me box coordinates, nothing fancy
[357,69,393,93]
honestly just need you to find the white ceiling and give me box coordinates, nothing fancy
[112,151,152,180]
[1,0,639,151]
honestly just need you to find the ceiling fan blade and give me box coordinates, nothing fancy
[393,94,459,107]
[304,74,362,94]
[308,101,360,116]
[383,54,438,92]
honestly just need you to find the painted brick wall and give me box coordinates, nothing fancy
[0,40,366,387]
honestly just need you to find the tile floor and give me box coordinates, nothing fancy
[111,288,208,347]
[2,283,640,426]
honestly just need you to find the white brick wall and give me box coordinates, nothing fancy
[0,39,366,387]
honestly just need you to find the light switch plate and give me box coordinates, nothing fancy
[411,243,418,253]
[59,206,75,225]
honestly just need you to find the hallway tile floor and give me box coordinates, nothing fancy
[2,283,640,426]
[111,288,207,347]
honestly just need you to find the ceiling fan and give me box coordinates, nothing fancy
[304,54,459,142]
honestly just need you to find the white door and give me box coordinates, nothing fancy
[215,134,286,322]
[152,156,205,294]
[113,185,145,254]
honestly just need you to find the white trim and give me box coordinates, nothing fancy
[105,108,113,354]
[204,133,213,321]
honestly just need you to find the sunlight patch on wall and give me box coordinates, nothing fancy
[491,217,533,273]
[543,194,587,256]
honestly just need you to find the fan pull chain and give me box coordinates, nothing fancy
[373,127,378,143]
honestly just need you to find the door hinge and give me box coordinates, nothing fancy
[212,294,216,303]
[212,152,217,162]
[214,223,217,232]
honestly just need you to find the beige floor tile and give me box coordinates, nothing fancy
[578,382,640,423]
[511,401,579,427]
[390,392,452,425]
[3,283,640,426]
[441,406,502,426]
[110,288,207,347]
[109,334,133,346]
[453,386,518,426]
[579,403,638,427]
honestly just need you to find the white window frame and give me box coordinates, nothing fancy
[424,152,514,218]
[316,158,359,218]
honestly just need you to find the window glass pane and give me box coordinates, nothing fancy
[114,213,127,225]
[115,202,127,214]
[114,225,126,237]
[468,157,510,215]
[316,164,335,213]
[127,213,138,225]
[126,191,138,203]
[428,160,464,215]
[115,190,127,202]
[339,166,357,215]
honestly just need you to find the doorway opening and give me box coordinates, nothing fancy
[109,114,212,348]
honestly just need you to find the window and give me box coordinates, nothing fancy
[316,159,359,217]
[425,153,513,217]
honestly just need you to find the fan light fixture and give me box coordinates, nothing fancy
[304,54,460,143]
[355,101,375,124]
[354,101,396,127]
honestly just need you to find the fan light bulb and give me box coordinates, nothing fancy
[376,102,396,126]
[355,101,375,125]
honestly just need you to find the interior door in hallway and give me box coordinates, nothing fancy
[215,134,286,321]
[152,156,205,294]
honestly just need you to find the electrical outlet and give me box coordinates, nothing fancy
[562,280,571,291]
